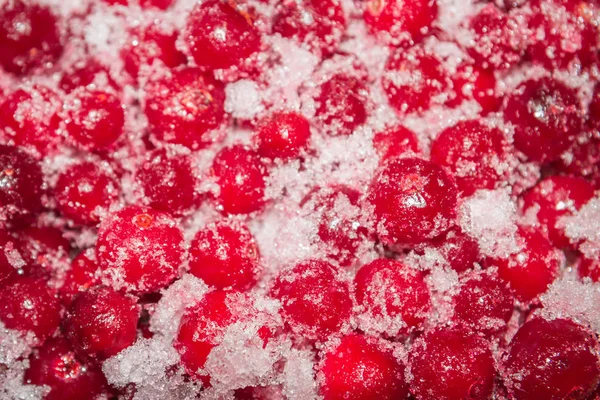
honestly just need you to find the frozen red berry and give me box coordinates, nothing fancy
[139,0,174,9]
[578,255,600,282]
[185,0,261,71]
[408,327,496,400]
[504,77,582,163]
[64,286,139,360]
[0,0,63,74]
[59,59,119,94]
[0,276,60,341]
[367,157,458,245]
[372,125,420,162]
[271,259,352,340]
[554,132,600,189]
[144,67,226,150]
[429,228,481,273]
[18,226,70,274]
[319,334,408,400]
[430,120,510,196]
[315,74,368,136]
[189,220,261,291]
[55,161,120,225]
[446,63,500,113]
[589,84,600,131]
[254,111,311,160]
[96,205,184,293]
[355,259,430,335]
[24,337,108,400]
[0,229,22,285]
[211,145,267,215]
[503,318,600,400]
[60,249,101,304]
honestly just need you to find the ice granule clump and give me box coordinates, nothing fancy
[560,197,600,258]
[224,80,264,120]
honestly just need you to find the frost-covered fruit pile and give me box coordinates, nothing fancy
[3,0,600,399]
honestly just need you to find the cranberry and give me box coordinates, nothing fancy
[211,145,267,215]
[96,205,184,293]
[554,132,600,189]
[504,77,582,163]
[271,259,352,340]
[24,337,108,400]
[383,45,448,115]
[522,176,595,249]
[430,120,510,196]
[446,63,500,113]
[503,318,600,400]
[18,226,70,274]
[589,84,600,131]
[372,125,420,162]
[59,59,119,94]
[452,270,514,335]
[55,161,120,225]
[0,145,43,227]
[64,286,139,360]
[0,0,63,74]
[429,229,481,273]
[144,67,226,150]
[315,74,368,136]
[408,327,496,400]
[60,249,101,304]
[272,0,346,56]
[355,259,431,334]
[367,157,458,246]
[319,334,408,400]
[189,220,261,291]
[0,229,22,285]
[139,0,174,9]
[0,276,60,341]
[578,255,600,282]
[254,111,311,160]
[135,148,198,216]
[185,0,261,71]
[363,0,437,46]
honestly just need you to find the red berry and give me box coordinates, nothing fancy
[452,270,514,335]
[135,148,198,216]
[367,157,458,245]
[55,161,120,225]
[589,84,600,131]
[554,132,600,189]
[59,59,119,94]
[254,111,311,160]
[0,145,43,227]
[189,220,261,290]
[315,74,368,136]
[503,318,600,400]
[139,0,174,9]
[64,286,139,360]
[319,334,408,400]
[271,259,352,340]
[18,226,70,274]
[272,0,346,56]
[0,0,63,74]
[60,249,101,304]
[211,146,267,215]
[0,229,22,285]
[504,77,582,163]
[96,206,184,293]
[446,63,500,113]
[355,259,431,334]
[363,0,437,46]
[372,125,420,162]
[522,176,595,249]
[0,276,60,341]
[578,255,600,282]
[145,67,226,150]
[185,0,261,71]
[429,228,481,273]
[24,337,108,400]
[408,327,496,400]
[430,120,510,196]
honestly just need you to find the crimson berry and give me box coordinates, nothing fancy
[24,337,108,400]
[504,77,582,163]
[59,59,119,94]
[315,74,368,136]
[446,63,500,113]
[254,111,311,160]
[18,226,70,274]
[430,120,510,196]
[372,125,420,162]
[319,334,408,400]
[408,327,496,400]
[96,205,184,293]
[60,249,101,304]
[363,0,437,46]
[503,318,600,400]
[212,146,267,215]
[189,221,261,290]
[554,132,600,189]
[452,270,514,335]
[135,148,198,216]
[0,0,63,74]
[0,145,43,227]
[578,255,600,282]
[185,0,261,71]
[367,157,458,246]
[55,161,120,225]
[589,84,600,131]
[271,259,352,340]
[0,229,22,285]
[145,67,226,150]
[139,0,174,9]
[522,176,595,249]
[355,259,431,334]
[383,45,448,115]
[64,286,139,360]
[0,276,60,341]
[429,229,481,273]
[272,0,346,56]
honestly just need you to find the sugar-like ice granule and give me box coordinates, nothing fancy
[282,349,318,400]
[560,197,600,258]
[0,359,49,400]
[224,80,265,120]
